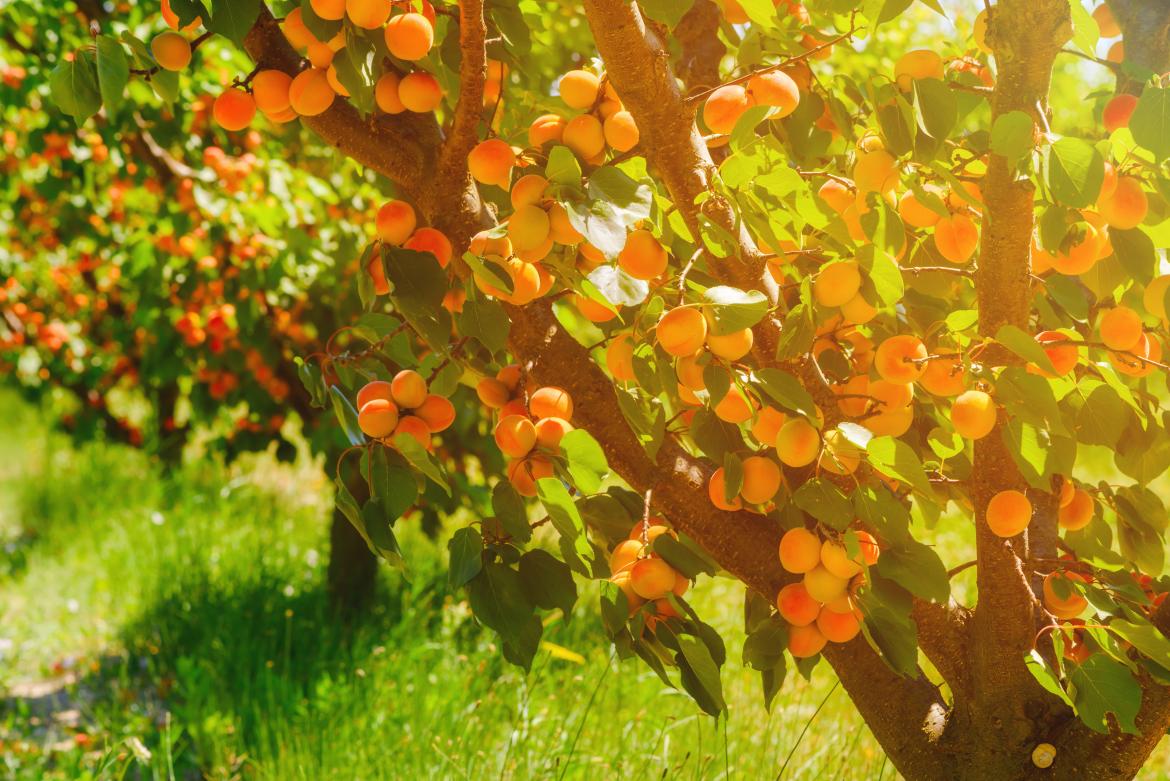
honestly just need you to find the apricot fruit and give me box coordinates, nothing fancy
[817,607,861,643]
[529,113,566,147]
[714,386,753,424]
[776,418,820,468]
[468,138,515,189]
[1058,488,1095,531]
[821,540,863,579]
[609,538,643,574]
[804,565,848,603]
[747,70,800,118]
[1103,93,1138,133]
[563,114,605,159]
[356,380,394,410]
[813,260,861,308]
[657,307,708,357]
[951,389,996,440]
[404,227,453,268]
[818,179,854,214]
[398,71,442,112]
[358,398,400,439]
[779,527,821,574]
[1030,331,1078,377]
[854,149,898,194]
[152,32,191,71]
[630,557,678,599]
[708,467,743,511]
[934,214,979,264]
[740,456,782,505]
[376,200,417,245]
[603,110,640,152]
[605,333,637,382]
[752,406,787,447]
[548,203,583,245]
[375,72,406,113]
[387,369,425,410]
[252,70,293,114]
[289,68,336,116]
[856,531,881,565]
[894,50,943,90]
[819,429,862,475]
[986,489,1032,537]
[788,623,828,658]
[213,89,256,131]
[534,416,573,452]
[510,174,548,209]
[1099,306,1143,351]
[703,84,753,135]
[874,334,928,384]
[507,455,554,497]
[385,13,433,61]
[414,394,455,433]
[1043,571,1088,619]
[898,186,944,228]
[346,0,391,29]
[707,327,754,362]
[1093,4,1119,37]
[559,69,600,109]
[495,414,537,458]
[618,229,668,280]
[311,0,345,19]
[476,377,510,408]
[1097,175,1148,230]
[777,583,820,627]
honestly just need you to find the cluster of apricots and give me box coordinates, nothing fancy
[775,527,880,657]
[701,68,802,136]
[607,519,691,626]
[368,199,455,294]
[474,367,575,496]
[355,370,456,448]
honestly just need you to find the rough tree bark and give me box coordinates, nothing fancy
[240,2,1170,778]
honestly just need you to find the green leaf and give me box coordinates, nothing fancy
[50,49,102,123]
[588,166,654,227]
[911,78,958,143]
[457,287,509,354]
[754,368,818,421]
[857,572,919,677]
[688,408,746,461]
[1076,384,1129,447]
[1110,618,1170,668]
[536,478,595,574]
[652,535,718,579]
[382,246,453,351]
[1025,649,1074,707]
[990,111,1035,164]
[1045,137,1105,208]
[393,433,451,496]
[468,562,534,640]
[546,146,582,185]
[368,446,417,520]
[792,479,853,531]
[875,539,950,604]
[774,303,816,360]
[1130,86,1170,162]
[639,0,696,26]
[675,633,726,715]
[493,481,531,544]
[95,36,129,118]
[866,436,934,500]
[559,429,609,494]
[1068,0,1100,56]
[702,286,769,335]
[1111,228,1157,284]
[1070,654,1141,734]
[329,385,365,446]
[995,324,1056,375]
[362,499,404,567]
[208,0,261,45]
[448,527,484,588]
[518,549,577,617]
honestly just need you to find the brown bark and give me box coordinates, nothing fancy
[1108,0,1170,94]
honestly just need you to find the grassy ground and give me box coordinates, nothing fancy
[1,389,1168,780]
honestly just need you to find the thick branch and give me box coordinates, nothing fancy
[1109,0,1170,94]
[675,0,725,97]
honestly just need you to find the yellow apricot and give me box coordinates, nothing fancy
[494,414,537,458]
[534,416,573,452]
[603,110,640,152]
[817,607,861,643]
[818,179,854,214]
[507,205,551,253]
[559,69,600,109]
[874,334,928,384]
[804,565,848,603]
[747,69,800,117]
[1059,489,1095,531]
[510,174,549,209]
[894,49,944,90]
[618,229,668,280]
[574,294,617,323]
[708,467,743,511]
[1043,572,1088,619]
[840,293,877,324]
[398,71,442,112]
[707,327,754,361]
[528,113,566,147]
[385,12,433,61]
[548,203,583,245]
[151,32,191,71]
[934,214,980,264]
[346,0,391,29]
[813,260,861,308]
[468,138,515,189]
[289,68,336,117]
[740,455,782,505]
[414,394,455,433]
[657,307,708,357]
[918,354,966,396]
[703,84,753,135]
[986,489,1032,538]
[854,149,898,194]
[819,429,862,475]
[391,369,428,409]
[714,386,753,424]
[777,583,820,627]
[1093,3,1119,37]
[311,0,345,19]
[530,386,573,421]
[356,380,393,410]
[821,540,863,579]
[779,527,821,574]
[476,377,510,409]
[404,227,453,268]
[375,73,406,113]
[1099,306,1143,351]
[563,114,605,159]
[605,333,637,382]
[252,70,293,114]
[752,406,787,447]
[376,200,417,245]
[775,418,820,468]
[788,623,828,658]
[898,186,944,228]
[358,398,400,439]
[1097,176,1148,230]
[507,456,554,497]
[609,538,644,574]
[213,88,256,131]
[630,557,678,599]
[951,389,996,440]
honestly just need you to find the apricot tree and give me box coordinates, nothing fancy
[24,0,1170,777]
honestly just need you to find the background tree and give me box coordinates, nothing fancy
[11,0,1170,777]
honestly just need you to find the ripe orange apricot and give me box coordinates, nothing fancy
[606,333,637,382]
[804,565,848,603]
[530,386,573,420]
[775,418,820,468]
[752,406,787,447]
[779,527,821,574]
[603,110,640,152]
[1030,330,1078,377]
[618,229,668,280]
[213,89,256,131]
[898,186,944,228]
[818,179,854,214]
[507,455,554,497]
[367,254,391,295]
[411,394,455,433]
[563,114,605,159]
[507,205,551,253]
[311,0,345,19]
[918,354,965,396]
[398,71,442,112]
[376,200,417,245]
[656,307,707,357]
[404,227,453,268]
[374,72,406,113]
[476,377,510,408]
[740,456,782,505]
[391,369,428,409]
[856,530,881,565]
[1043,572,1088,619]
[821,540,863,579]
[714,386,754,424]
[289,68,336,116]
[934,214,979,264]
[1059,488,1095,531]
[675,353,707,391]
[559,69,600,109]
[385,13,433,61]
[777,583,820,627]
[817,607,861,643]
[951,389,996,440]
[529,113,566,147]
[548,203,583,245]
[358,398,400,438]
[346,0,391,28]
[151,32,191,71]
[747,70,800,117]
[630,557,678,599]
[813,260,861,308]
[609,538,644,574]
[510,174,549,209]
[252,70,293,114]
[854,149,898,194]
[574,294,617,323]
[534,416,573,452]
[356,380,394,410]
[162,0,200,31]
[1103,93,1137,133]
[894,49,944,90]
[703,84,753,134]
[874,334,928,384]
[1093,3,1120,37]
[707,327,754,361]
[841,292,877,325]
[986,489,1032,537]
[495,414,537,458]
[468,138,515,189]
[788,623,828,658]
[708,467,743,511]
[1099,306,1143,351]
[1097,176,1148,230]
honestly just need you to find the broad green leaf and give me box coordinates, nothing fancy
[1070,654,1141,734]
[701,286,769,335]
[989,110,1035,164]
[50,49,101,123]
[95,36,129,117]
[468,562,534,639]
[546,145,582,185]
[559,429,609,494]
[209,0,261,45]
[1045,137,1105,208]
[1131,86,1170,162]
[329,385,365,446]
[754,368,818,422]
[792,479,853,530]
[448,527,484,588]
[875,539,950,604]
[519,549,578,617]
[866,436,934,500]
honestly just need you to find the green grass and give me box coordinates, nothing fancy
[1,388,1168,780]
